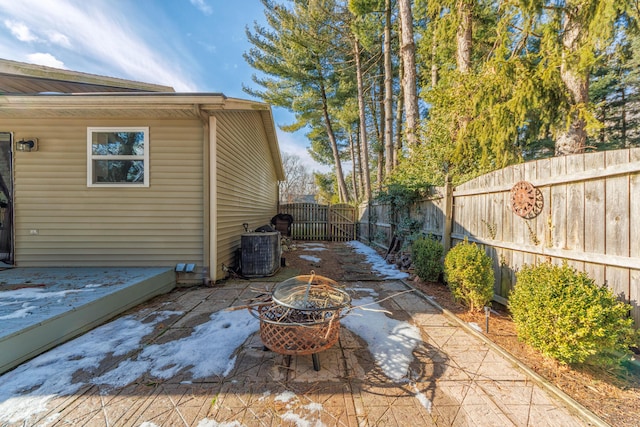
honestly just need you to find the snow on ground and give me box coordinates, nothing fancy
[413,384,433,413]
[343,293,422,381]
[299,254,321,263]
[274,391,326,427]
[0,287,90,321]
[343,288,431,409]
[298,243,327,251]
[0,309,257,425]
[346,241,409,279]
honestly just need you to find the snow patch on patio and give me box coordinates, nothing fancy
[343,293,422,381]
[0,310,180,424]
[274,391,327,427]
[275,390,298,403]
[93,309,258,387]
[0,308,258,425]
[413,384,433,413]
[347,241,409,279]
[281,410,326,426]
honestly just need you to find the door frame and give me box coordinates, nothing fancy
[0,132,14,265]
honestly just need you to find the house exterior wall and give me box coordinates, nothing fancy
[214,111,280,279]
[3,118,205,267]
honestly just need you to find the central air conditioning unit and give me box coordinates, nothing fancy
[241,231,281,277]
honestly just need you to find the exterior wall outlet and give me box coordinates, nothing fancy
[29,229,38,235]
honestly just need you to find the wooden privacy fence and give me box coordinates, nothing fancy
[278,203,356,241]
[359,147,640,327]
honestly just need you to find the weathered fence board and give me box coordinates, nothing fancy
[360,147,640,326]
[631,150,640,324]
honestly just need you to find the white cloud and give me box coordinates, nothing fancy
[26,52,66,69]
[190,0,213,15]
[4,20,38,42]
[47,31,71,48]
[0,0,198,92]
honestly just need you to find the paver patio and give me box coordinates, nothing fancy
[0,276,604,426]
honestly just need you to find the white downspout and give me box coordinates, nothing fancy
[208,116,217,283]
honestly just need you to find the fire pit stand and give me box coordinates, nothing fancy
[249,274,351,371]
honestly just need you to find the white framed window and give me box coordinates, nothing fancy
[87,127,149,187]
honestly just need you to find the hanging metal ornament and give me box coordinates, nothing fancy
[510,181,544,219]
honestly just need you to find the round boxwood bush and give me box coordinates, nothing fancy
[444,239,494,312]
[509,262,637,366]
[412,236,444,282]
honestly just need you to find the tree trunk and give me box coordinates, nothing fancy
[556,10,588,156]
[431,24,439,87]
[354,38,372,200]
[398,0,419,148]
[348,132,359,201]
[456,0,473,73]
[455,0,473,139]
[356,126,364,197]
[318,69,349,202]
[384,0,394,176]
[395,49,404,168]
[378,60,385,189]
[395,88,404,167]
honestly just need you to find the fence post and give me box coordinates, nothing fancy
[367,200,372,243]
[443,175,453,254]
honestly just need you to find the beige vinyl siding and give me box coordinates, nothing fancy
[5,118,204,267]
[215,111,279,279]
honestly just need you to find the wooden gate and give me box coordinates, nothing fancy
[278,203,356,241]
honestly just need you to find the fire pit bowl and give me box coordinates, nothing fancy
[255,302,342,356]
[249,274,351,368]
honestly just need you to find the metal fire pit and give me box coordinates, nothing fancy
[250,274,351,371]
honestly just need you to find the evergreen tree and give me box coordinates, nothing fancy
[244,0,353,202]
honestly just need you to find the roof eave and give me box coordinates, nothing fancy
[0,93,286,181]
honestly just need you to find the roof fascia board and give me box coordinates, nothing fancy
[0,93,227,110]
[0,94,279,114]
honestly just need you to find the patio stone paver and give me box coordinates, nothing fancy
[1,277,605,427]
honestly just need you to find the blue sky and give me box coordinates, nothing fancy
[0,0,328,172]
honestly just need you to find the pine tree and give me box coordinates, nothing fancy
[244,0,353,202]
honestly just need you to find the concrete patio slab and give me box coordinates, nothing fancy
[0,266,608,426]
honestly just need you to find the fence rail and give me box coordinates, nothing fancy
[359,147,640,327]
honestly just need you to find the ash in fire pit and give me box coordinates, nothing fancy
[272,274,351,311]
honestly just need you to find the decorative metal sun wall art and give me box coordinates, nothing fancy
[510,181,544,219]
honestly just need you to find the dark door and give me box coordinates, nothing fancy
[0,133,13,264]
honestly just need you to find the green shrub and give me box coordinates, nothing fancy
[509,262,637,366]
[443,239,494,312]
[412,236,444,282]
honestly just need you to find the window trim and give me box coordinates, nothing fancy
[87,127,149,187]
